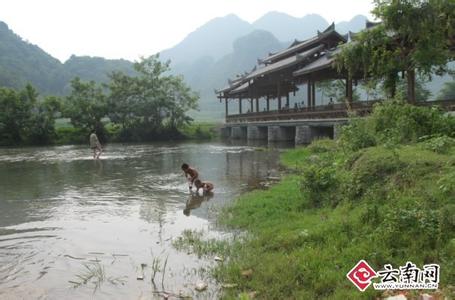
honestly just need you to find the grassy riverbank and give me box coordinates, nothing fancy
[175,100,455,299]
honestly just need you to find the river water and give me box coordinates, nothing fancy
[0,141,286,299]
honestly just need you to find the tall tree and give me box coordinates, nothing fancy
[336,0,454,103]
[107,55,198,140]
[65,77,108,135]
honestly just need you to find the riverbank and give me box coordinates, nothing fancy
[52,121,219,145]
[174,100,455,299]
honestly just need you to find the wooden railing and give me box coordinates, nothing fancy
[226,99,455,123]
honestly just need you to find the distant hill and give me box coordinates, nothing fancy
[0,21,66,95]
[0,21,135,95]
[335,15,369,34]
[253,12,329,42]
[62,55,135,93]
[160,14,254,65]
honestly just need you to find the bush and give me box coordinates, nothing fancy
[339,118,377,152]
[339,100,455,152]
[55,127,88,144]
[420,135,455,154]
[307,138,337,153]
[300,164,338,208]
[348,147,403,198]
[372,100,455,143]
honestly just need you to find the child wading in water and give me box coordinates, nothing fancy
[194,179,214,194]
[181,163,199,191]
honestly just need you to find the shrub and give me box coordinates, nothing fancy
[339,100,455,151]
[348,147,403,198]
[420,135,455,154]
[339,118,377,152]
[307,138,337,153]
[300,164,338,208]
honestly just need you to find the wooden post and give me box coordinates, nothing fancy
[255,97,259,112]
[225,98,228,117]
[307,80,312,108]
[250,99,254,113]
[239,97,242,114]
[286,93,290,108]
[312,82,316,107]
[277,83,282,111]
[407,69,416,104]
[346,77,353,110]
[266,95,270,111]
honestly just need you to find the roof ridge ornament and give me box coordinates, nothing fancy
[323,22,335,33]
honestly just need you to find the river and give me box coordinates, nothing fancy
[0,141,287,299]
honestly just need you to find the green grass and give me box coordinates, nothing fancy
[203,138,455,299]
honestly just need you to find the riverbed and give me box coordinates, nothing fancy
[0,141,287,299]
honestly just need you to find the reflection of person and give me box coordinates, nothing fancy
[89,131,102,159]
[194,179,214,194]
[183,192,214,216]
[181,163,199,191]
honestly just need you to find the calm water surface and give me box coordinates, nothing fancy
[0,141,286,299]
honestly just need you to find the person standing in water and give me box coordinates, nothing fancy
[90,131,102,159]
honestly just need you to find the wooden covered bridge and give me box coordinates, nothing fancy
[216,23,455,145]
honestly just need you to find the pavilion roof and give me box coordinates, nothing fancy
[293,48,341,77]
[216,75,249,93]
[259,23,345,64]
[245,44,324,81]
[229,81,250,94]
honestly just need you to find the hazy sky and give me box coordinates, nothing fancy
[1,0,375,62]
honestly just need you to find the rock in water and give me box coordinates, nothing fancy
[195,281,207,292]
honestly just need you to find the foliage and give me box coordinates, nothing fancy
[339,100,455,150]
[338,117,377,152]
[335,0,454,101]
[64,77,108,140]
[180,122,218,140]
[107,55,199,141]
[420,135,455,154]
[0,84,61,145]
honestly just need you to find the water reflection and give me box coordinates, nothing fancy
[183,192,214,216]
[0,141,285,299]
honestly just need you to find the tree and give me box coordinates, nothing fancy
[65,77,108,136]
[0,87,29,144]
[336,0,455,103]
[107,55,198,140]
[26,96,62,144]
[0,84,60,145]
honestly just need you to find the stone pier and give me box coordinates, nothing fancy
[268,126,295,142]
[223,118,348,144]
[247,126,268,140]
[220,127,231,139]
[231,126,247,139]
[295,125,312,145]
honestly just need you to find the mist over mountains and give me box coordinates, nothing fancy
[0,12,369,119]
